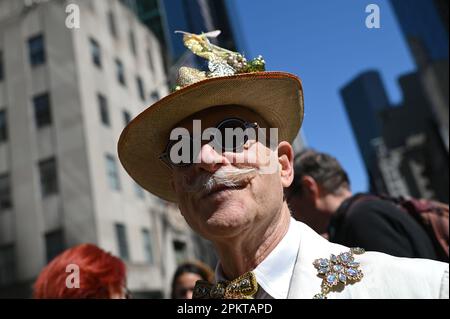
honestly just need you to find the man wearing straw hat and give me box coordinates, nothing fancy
[118,31,448,299]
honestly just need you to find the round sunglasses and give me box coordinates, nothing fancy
[159,117,260,168]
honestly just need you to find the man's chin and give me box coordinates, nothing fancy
[202,207,252,237]
[198,190,247,216]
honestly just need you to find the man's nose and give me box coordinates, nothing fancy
[195,143,229,173]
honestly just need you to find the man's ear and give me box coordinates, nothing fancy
[278,142,294,188]
[301,176,320,200]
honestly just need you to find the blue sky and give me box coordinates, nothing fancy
[226,0,416,193]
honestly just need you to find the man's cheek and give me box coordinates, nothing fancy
[257,149,279,175]
[231,144,270,168]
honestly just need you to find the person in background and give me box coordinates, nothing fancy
[287,149,446,261]
[34,243,129,299]
[171,261,214,299]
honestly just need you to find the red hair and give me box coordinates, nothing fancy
[33,243,126,299]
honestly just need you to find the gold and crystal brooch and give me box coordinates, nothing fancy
[312,247,365,299]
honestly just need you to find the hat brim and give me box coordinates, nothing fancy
[118,71,304,202]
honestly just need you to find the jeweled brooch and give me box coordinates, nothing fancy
[312,247,365,299]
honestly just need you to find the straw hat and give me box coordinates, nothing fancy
[118,31,304,202]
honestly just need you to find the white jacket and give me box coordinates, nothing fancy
[288,222,449,299]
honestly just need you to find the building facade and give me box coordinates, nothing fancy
[339,1,449,202]
[341,69,449,203]
[121,0,237,62]
[340,71,390,192]
[390,0,448,68]
[378,72,449,203]
[120,0,240,87]
[390,0,449,152]
[0,0,211,298]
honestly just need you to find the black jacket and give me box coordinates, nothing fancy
[328,194,438,260]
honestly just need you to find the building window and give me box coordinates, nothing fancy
[45,230,65,263]
[0,174,12,210]
[28,34,46,67]
[115,59,126,86]
[173,240,187,265]
[39,157,58,197]
[150,90,160,101]
[136,76,145,101]
[105,154,121,191]
[142,229,154,264]
[89,38,102,68]
[147,49,154,73]
[0,51,4,81]
[0,110,7,142]
[0,245,15,287]
[115,223,129,261]
[97,94,110,127]
[122,110,131,126]
[129,30,137,56]
[108,11,118,38]
[33,93,52,128]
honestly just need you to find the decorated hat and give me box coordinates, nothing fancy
[118,30,304,202]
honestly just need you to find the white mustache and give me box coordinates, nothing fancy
[181,166,258,194]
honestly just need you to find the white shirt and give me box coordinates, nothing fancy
[215,217,300,299]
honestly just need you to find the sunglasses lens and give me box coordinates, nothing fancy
[167,136,194,167]
[161,118,259,168]
[216,119,249,152]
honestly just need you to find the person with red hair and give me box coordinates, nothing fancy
[33,243,128,299]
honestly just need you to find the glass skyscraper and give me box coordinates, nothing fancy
[390,0,449,68]
[121,0,237,65]
[340,71,390,171]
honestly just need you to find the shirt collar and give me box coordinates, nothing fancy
[215,217,301,299]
